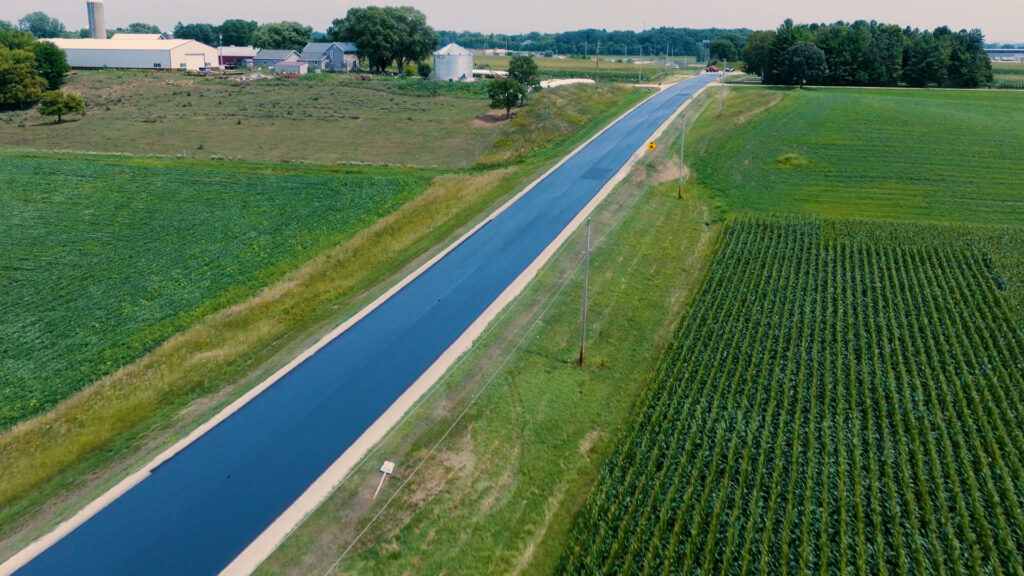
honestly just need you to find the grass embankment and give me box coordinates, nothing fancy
[0,155,434,431]
[256,92,719,576]
[0,70,498,167]
[0,82,648,559]
[561,216,1024,574]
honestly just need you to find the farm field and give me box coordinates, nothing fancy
[992,61,1024,88]
[474,54,695,83]
[0,152,434,431]
[691,87,1024,227]
[561,216,1024,575]
[0,70,498,167]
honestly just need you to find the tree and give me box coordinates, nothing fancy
[329,7,438,74]
[38,90,85,122]
[709,37,738,62]
[488,77,525,119]
[417,60,431,78]
[115,23,162,35]
[903,30,948,87]
[219,19,257,46]
[0,45,48,109]
[781,41,828,86]
[508,55,539,105]
[768,19,813,83]
[391,7,438,73]
[251,21,312,52]
[18,12,65,39]
[31,41,68,90]
[742,30,775,78]
[947,29,992,87]
[0,26,35,50]
[173,22,219,46]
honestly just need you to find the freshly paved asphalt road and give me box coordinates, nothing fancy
[13,73,720,575]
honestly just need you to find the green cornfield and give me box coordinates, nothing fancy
[560,217,1024,575]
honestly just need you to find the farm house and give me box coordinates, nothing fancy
[46,37,218,70]
[434,43,474,81]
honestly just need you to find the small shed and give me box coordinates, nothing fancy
[434,43,474,82]
[274,60,308,75]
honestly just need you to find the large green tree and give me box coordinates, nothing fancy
[219,19,257,46]
[768,19,812,83]
[709,37,738,62]
[18,12,65,39]
[0,26,35,50]
[947,28,992,87]
[38,89,85,122]
[173,22,219,46]
[742,30,775,78]
[781,41,828,86]
[31,41,68,90]
[329,7,396,73]
[252,21,312,52]
[329,7,437,74]
[508,55,539,89]
[0,45,48,109]
[487,77,525,119]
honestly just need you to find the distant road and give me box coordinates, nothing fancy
[6,73,720,576]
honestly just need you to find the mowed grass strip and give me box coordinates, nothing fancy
[560,216,1024,575]
[0,153,433,431]
[691,87,1024,226]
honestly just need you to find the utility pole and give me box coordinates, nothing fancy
[595,41,600,84]
[578,218,591,367]
[639,44,643,82]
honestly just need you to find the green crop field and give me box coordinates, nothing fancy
[561,217,1024,575]
[691,87,1024,227]
[992,62,1024,89]
[0,152,433,431]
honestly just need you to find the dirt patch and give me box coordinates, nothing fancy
[472,108,518,127]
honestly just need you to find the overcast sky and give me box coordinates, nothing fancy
[2,0,1022,43]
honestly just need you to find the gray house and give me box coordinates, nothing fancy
[301,42,359,71]
[253,49,299,68]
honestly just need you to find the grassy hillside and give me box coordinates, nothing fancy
[0,70,498,167]
[562,216,1024,575]
[0,153,434,430]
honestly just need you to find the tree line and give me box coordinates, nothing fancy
[742,19,993,88]
[439,28,753,60]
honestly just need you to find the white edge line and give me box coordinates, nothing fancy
[0,75,717,576]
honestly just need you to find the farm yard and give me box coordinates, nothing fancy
[560,216,1024,575]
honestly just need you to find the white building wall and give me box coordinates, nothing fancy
[63,48,173,69]
[170,43,219,70]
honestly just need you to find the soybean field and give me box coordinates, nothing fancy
[0,152,433,431]
[560,217,1024,575]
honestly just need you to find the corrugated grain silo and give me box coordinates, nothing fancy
[433,43,474,82]
[87,0,106,40]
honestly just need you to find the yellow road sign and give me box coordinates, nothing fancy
[648,142,656,151]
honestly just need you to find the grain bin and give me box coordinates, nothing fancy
[434,43,474,82]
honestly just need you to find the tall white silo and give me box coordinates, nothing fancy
[87,0,106,39]
[434,43,474,82]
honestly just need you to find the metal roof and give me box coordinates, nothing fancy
[434,43,473,56]
[255,49,299,60]
[303,41,358,54]
[45,38,206,50]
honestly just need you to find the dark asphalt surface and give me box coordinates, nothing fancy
[14,73,719,575]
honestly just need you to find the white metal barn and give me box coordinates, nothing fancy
[434,43,474,81]
[46,38,219,70]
